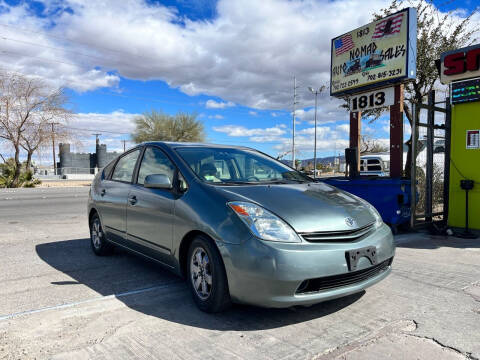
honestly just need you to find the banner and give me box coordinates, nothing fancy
[330,8,417,97]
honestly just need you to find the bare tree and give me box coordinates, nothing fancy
[360,135,389,154]
[0,72,70,186]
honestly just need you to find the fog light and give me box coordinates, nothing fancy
[396,210,401,215]
[296,280,310,294]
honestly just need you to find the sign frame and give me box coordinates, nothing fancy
[330,7,417,97]
[440,44,480,85]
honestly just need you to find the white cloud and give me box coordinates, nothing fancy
[213,125,286,137]
[336,124,350,135]
[205,99,235,109]
[0,0,413,109]
[248,111,258,116]
[208,114,224,119]
[69,110,138,134]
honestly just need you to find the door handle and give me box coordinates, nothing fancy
[100,189,106,196]
[128,195,137,205]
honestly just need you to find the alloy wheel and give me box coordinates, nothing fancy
[91,218,102,249]
[190,247,212,300]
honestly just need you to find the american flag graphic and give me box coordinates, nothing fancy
[334,34,354,56]
[372,13,404,39]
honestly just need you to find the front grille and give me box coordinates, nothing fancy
[299,222,375,242]
[296,258,393,294]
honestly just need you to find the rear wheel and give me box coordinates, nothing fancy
[187,236,231,313]
[90,213,113,256]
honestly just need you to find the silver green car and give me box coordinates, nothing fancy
[88,142,395,312]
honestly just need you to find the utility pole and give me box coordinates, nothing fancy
[308,85,325,179]
[51,123,56,175]
[292,76,299,169]
[122,140,127,152]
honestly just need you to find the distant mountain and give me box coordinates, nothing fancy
[280,155,345,168]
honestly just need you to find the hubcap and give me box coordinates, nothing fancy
[91,219,102,249]
[190,247,212,300]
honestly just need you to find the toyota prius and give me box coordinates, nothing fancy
[88,142,395,313]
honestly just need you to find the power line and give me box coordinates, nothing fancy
[0,22,127,56]
[0,67,198,106]
[0,36,108,63]
[60,125,130,135]
[0,49,84,67]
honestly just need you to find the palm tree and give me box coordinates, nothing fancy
[131,110,205,143]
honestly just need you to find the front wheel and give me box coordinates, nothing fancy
[187,236,231,313]
[90,213,113,256]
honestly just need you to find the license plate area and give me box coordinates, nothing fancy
[346,246,377,271]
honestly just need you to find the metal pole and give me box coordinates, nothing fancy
[313,91,318,179]
[292,76,297,169]
[51,123,56,175]
[410,103,417,229]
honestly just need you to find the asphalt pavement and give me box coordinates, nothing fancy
[0,187,479,359]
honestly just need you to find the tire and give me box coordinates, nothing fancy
[90,213,114,256]
[187,235,231,313]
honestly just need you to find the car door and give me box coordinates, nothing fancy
[126,146,176,266]
[98,148,141,244]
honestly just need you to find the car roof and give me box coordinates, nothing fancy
[141,141,252,150]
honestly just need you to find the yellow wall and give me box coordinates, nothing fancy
[448,101,480,229]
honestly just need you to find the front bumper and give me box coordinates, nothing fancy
[217,223,395,308]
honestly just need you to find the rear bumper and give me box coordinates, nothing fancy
[218,223,395,308]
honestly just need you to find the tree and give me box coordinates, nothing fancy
[0,72,70,186]
[371,0,476,176]
[131,110,205,143]
[360,135,389,154]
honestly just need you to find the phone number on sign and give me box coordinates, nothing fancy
[365,68,403,82]
[332,68,404,92]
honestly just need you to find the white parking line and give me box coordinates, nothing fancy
[0,281,181,321]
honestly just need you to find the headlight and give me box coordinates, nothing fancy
[366,203,383,228]
[228,201,301,243]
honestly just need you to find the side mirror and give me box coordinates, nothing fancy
[144,174,172,189]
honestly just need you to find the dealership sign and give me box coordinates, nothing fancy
[330,8,417,97]
[440,44,480,84]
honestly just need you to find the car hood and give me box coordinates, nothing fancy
[215,182,376,233]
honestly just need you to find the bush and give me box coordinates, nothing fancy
[0,158,41,188]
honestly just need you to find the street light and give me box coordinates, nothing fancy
[308,86,325,178]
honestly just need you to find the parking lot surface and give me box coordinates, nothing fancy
[0,187,479,359]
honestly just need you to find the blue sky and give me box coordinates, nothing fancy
[0,0,478,164]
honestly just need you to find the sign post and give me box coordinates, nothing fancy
[389,84,404,177]
[349,111,361,171]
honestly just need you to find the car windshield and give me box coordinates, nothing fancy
[175,147,312,185]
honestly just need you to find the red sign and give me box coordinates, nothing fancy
[440,44,480,84]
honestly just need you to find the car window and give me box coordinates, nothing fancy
[111,149,140,182]
[176,147,312,185]
[137,147,175,186]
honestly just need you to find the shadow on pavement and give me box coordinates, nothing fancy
[394,232,480,250]
[36,238,364,331]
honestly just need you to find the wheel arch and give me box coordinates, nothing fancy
[88,207,98,227]
[178,230,220,278]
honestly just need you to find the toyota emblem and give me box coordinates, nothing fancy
[345,217,356,227]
